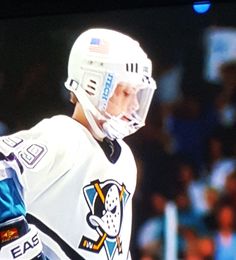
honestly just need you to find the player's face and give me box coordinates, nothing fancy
[106,83,139,119]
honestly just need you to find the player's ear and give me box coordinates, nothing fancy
[70,91,78,104]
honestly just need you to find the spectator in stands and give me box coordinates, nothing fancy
[136,193,167,260]
[219,60,236,100]
[212,60,236,128]
[184,235,215,260]
[175,192,207,258]
[204,132,236,193]
[218,170,236,212]
[140,252,158,260]
[202,187,220,233]
[176,160,208,216]
[213,202,236,260]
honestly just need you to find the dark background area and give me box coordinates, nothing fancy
[0,0,231,18]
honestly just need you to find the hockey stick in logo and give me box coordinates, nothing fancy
[80,232,107,252]
[79,181,107,253]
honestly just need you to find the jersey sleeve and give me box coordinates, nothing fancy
[0,115,80,206]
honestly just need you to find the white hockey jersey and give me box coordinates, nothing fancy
[0,115,137,260]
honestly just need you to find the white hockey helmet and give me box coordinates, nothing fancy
[65,28,156,140]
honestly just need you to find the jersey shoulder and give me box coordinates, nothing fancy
[33,114,90,141]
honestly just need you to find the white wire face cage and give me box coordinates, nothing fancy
[65,28,157,140]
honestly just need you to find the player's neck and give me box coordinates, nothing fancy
[72,102,105,142]
[72,103,89,128]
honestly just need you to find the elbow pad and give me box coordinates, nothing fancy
[0,216,46,260]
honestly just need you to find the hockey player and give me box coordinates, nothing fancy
[0,28,156,259]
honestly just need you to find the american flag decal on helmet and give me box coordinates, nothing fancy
[89,38,109,54]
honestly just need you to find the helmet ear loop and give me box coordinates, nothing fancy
[83,108,107,140]
[69,82,107,140]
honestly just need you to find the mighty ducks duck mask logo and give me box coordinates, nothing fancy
[79,179,130,260]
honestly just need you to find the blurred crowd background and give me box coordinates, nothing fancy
[0,2,236,260]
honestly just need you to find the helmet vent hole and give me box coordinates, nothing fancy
[88,84,96,90]
[85,89,94,96]
[126,63,138,73]
[142,75,151,84]
[85,79,97,96]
